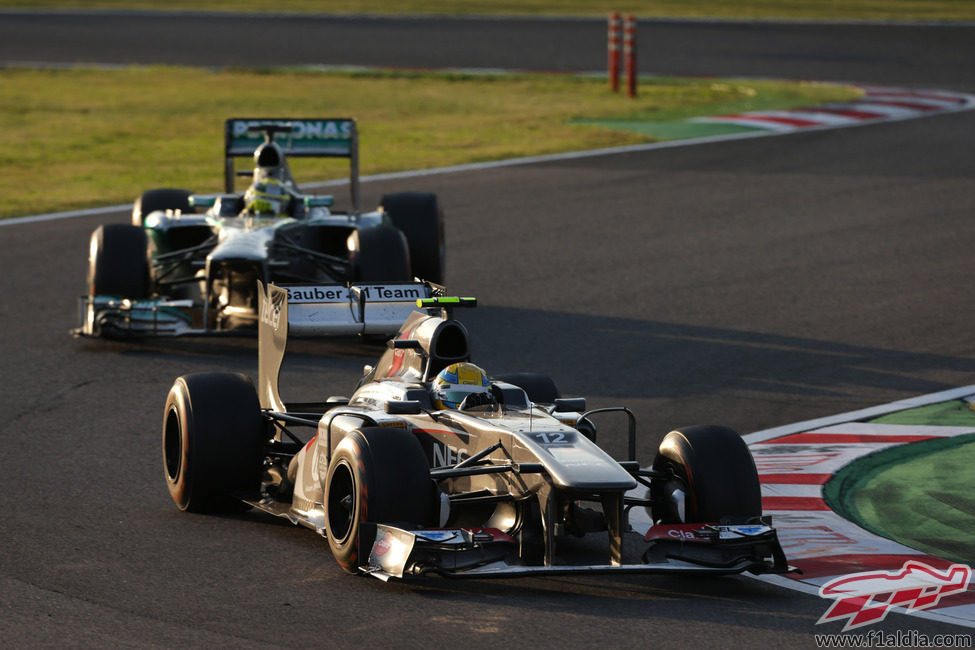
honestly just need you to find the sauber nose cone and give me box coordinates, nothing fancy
[536,433,637,490]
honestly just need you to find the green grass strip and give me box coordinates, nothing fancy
[0,66,858,219]
[6,1,975,21]
[824,425,975,565]
[871,399,975,427]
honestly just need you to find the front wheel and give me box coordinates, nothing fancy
[349,225,411,282]
[88,223,151,299]
[163,372,265,513]
[650,425,762,524]
[324,427,436,573]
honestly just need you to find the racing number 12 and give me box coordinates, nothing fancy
[534,432,566,445]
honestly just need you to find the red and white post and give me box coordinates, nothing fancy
[623,14,637,98]
[608,12,621,92]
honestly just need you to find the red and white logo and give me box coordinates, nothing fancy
[818,560,971,631]
[372,535,392,558]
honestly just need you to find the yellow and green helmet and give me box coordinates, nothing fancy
[244,178,291,216]
[433,362,490,410]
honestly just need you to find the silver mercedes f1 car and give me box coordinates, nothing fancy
[162,284,794,580]
[76,118,445,338]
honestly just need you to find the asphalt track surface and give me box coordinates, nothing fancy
[2,12,975,648]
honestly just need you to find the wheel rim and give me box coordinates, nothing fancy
[164,406,182,482]
[327,460,356,544]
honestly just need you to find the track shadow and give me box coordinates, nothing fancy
[74,330,386,374]
[74,304,975,408]
[461,305,975,402]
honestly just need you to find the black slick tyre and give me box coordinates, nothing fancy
[163,372,265,513]
[324,427,435,574]
[88,223,151,299]
[380,192,446,284]
[133,188,193,226]
[651,425,762,524]
[349,225,411,282]
[492,372,560,405]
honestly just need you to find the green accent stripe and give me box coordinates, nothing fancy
[416,296,476,307]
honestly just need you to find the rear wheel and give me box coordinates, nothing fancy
[324,427,436,573]
[651,425,762,524]
[163,372,265,513]
[349,225,411,282]
[380,192,445,284]
[133,188,193,226]
[88,223,151,299]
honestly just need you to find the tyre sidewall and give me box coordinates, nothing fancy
[324,433,372,572]
[324,428,435,573]
[162,373,264,513]
[89,224,151,299]
[164,378,194,510]
[349,225,411,282]
[652,425,762,523]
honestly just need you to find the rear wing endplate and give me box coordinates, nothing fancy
[257,280,435,411]
[224,117,360,211]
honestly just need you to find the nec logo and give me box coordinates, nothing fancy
[817,560,972,631]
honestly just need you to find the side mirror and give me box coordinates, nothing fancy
[304,195,335,208]
[553,397,586,413]
[188,194,217,208]
[385,400,422,415]
[389,338,423,350]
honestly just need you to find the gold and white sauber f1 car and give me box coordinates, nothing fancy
[162,285,795,580]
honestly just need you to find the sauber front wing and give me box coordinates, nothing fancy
[362,522,796,581]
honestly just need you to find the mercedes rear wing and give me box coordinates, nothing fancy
[257,280,438,411]
[224,117,360,211]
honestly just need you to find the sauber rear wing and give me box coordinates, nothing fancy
[224,117,360,211]
[257,280,437,411]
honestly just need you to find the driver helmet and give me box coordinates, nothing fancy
[244,177,291,217]
[433,362,491,410]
